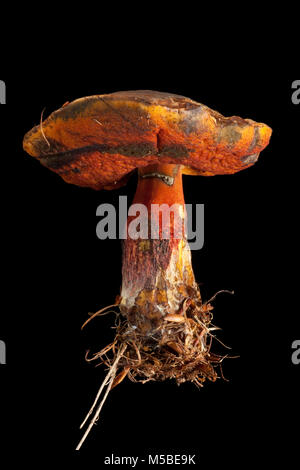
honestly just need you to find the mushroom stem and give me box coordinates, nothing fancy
[120,163,201,334]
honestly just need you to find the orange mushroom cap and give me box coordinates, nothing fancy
[23,90,272,190]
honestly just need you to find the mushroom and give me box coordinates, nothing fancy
[23,90,272,446]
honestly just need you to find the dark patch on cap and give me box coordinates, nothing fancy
[158,144,189,159]
[240,153,259,166]
[216,125,242,148]
[39,142,157,169]
[53,97,95,121]
[33,136,69,156]
[107,90,200,110]
[247,126,260,154]
[179,106,208,135]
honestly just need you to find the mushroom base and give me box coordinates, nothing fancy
[87,294,225,387]
[116,298,222,385]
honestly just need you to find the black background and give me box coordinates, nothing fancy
[0,52,299,465]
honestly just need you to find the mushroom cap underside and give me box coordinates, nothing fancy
[23,90,272,190]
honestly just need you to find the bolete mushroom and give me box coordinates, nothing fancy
[23,90,272,447]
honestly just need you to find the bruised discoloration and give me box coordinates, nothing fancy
[120,237,199,334]
[215,125,242,148]
[241,153,259,166]
[23,90,272,190]
[158,143,190,159]
[39,142,157,167]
